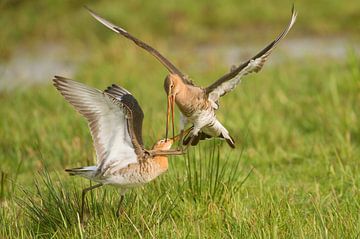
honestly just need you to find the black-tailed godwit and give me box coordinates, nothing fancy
[53,76,187,222]
[86,6,297,148]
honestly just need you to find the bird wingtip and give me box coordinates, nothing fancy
[84,6,128,34]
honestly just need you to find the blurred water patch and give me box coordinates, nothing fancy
[0,44,76,91]
[281,38,360,59]
[195,37,360,68]
[0,37,359,91]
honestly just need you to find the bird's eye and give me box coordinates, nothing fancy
[170,84,174,88]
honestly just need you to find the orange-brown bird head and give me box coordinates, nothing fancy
[164,74,183,95]
[152,138,174,151]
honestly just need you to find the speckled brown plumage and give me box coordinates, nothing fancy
[86,6,297,148]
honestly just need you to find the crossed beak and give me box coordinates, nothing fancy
[172,127,192,142]
[164,126,192,146]
[165,91,175,141]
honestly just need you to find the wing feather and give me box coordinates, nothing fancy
[85,6,193,86]
[53,76,139,172]
[104,84,145,156]
[205,6,297,104]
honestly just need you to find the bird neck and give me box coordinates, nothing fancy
[153,155,169,171]
[175,85,207,116]
[172,77,187,95]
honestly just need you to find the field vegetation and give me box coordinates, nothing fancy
[1,0,359,238]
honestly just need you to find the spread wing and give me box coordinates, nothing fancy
[104,84,145,156]
[205,6,297,104]
[86,6,193,86]
[53,76,143,172]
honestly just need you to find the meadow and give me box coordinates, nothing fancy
[1,1,360,238]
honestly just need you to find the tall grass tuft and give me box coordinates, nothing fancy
[16,171,82,236]
[182,142,251,205]
[13,143,249,237]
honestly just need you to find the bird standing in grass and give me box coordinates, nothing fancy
[53,76,187,222]
[86,6,297,148]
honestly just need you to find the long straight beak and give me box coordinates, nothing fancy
[165,94,175,141]
[165,95,170,141]
[171,95,175,140]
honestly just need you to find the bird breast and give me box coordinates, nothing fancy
[175,87,210,117]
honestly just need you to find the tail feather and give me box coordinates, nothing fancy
[183,132,212,146]
[183,131,235,148]
[220,133,235,148]
[65,166,97,178]
[182,119,236,148]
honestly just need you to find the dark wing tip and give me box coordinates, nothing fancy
[84,7,189,82]
[83,5,91,13]
[53,75,65,81]
[254,5,297,59]
[53,75,71,82]
[85,6,128,34]
[291,4,298,19]
[84,5,98,18]
[120,94,144,117]
[52,76,75,90]
[83,5,92,12]
[104,84,131,99]
[104,84,144,120]
[205,5,297,95]
[106,86,144,147]
[53,75,67,87]
[225,137,235,148]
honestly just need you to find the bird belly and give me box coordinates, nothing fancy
[202,120,226,137]
[101,163,165,188]
[187,110,230,139]
[188,109,216,133]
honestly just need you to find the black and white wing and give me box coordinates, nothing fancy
[205,6,297,106]
[86,7,193,86]
[53,76,144,172]
[104,84,145,157]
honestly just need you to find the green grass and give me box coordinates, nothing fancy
[1,51,359,237]
[1,1,360,238]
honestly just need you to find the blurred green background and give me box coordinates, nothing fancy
[1,0,359,60]
[1,0,359,238]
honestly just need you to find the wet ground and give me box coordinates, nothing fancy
[0,44,76,91]
[196,37,360,67]
[0,37,359,91]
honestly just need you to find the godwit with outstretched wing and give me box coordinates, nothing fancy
[86,6,297,148]
[53,76,187,222]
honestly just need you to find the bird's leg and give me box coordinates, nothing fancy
[116,195,125,217]
[81,183,103,223]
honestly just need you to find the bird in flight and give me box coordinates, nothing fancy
[53,76,187,222]
[86,6,297,148]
